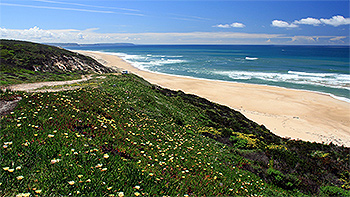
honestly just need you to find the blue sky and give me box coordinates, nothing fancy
[0,0,349,45]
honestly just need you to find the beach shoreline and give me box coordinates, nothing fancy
[75,50,350,147]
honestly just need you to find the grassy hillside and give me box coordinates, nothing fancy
[0,39,115,86]
[1,74,349,196]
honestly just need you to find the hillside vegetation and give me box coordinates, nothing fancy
[1,74,349,196]
[0,39,115,85]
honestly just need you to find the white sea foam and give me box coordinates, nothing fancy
[151,55,183,58]
[288,71,336,78]
[214,70,350,90]
[105,51,186,71]
[245,57,258,60]
[107,51,350,91]
[329,94,350,103]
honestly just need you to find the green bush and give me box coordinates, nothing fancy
[267,168,284,183]
[319,185,350,196]
[266,168,300,190]
[230,135,248,149]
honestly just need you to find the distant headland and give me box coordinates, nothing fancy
[45,42,135,47]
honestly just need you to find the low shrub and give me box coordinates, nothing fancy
[230,135,248,149]
[266,168,300,190]
[319,185,350,196]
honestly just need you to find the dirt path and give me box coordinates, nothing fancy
[0,98,21,117]
[0,75,105,116]
[3,75,93,92]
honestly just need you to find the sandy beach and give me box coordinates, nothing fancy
[76,50,350,147]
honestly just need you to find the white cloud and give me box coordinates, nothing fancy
[0,26,282,44]
[0,26,347,45]
[213,24,231,28]
[320,15,350,27]
[274,15,350,29]
[330,36,346,41]
[169,13,211,22]
[0,26,54,40]
[0,26,88,42]
[0,3,114,13]
[231,23,245,28]
[213,22,245,28]
[277,35,348,44]
[0,2,144,16]
[290,36,316,43]
[34,0,140,12]
[271,20,298,28]
[294,17,322,26]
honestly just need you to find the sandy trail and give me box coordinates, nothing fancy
[0,75,108,116]
[4,75,93,92]
[77,50,350,147]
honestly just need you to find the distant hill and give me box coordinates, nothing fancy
[46,42,135,48]
[0,39,117,85]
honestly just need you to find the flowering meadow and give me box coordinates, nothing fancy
[1,74,349,196]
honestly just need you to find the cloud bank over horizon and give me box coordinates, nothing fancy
[0,26,348,45]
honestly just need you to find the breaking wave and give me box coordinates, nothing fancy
[105,52,187,71]
[214,70,350,90]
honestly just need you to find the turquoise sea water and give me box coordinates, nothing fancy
[68,45,350,102]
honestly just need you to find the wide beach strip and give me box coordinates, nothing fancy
[76,50,350,147]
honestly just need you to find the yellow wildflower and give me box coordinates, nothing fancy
[95,164,103,168]
[51,159,61,164]
[16,193,30,197]
[68,181,75,185]
[16,176,24,180]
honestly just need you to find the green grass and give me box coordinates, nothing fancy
[0,74,349,196]
[0,66,83,86]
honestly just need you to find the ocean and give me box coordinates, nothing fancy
[67,45,350,102]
